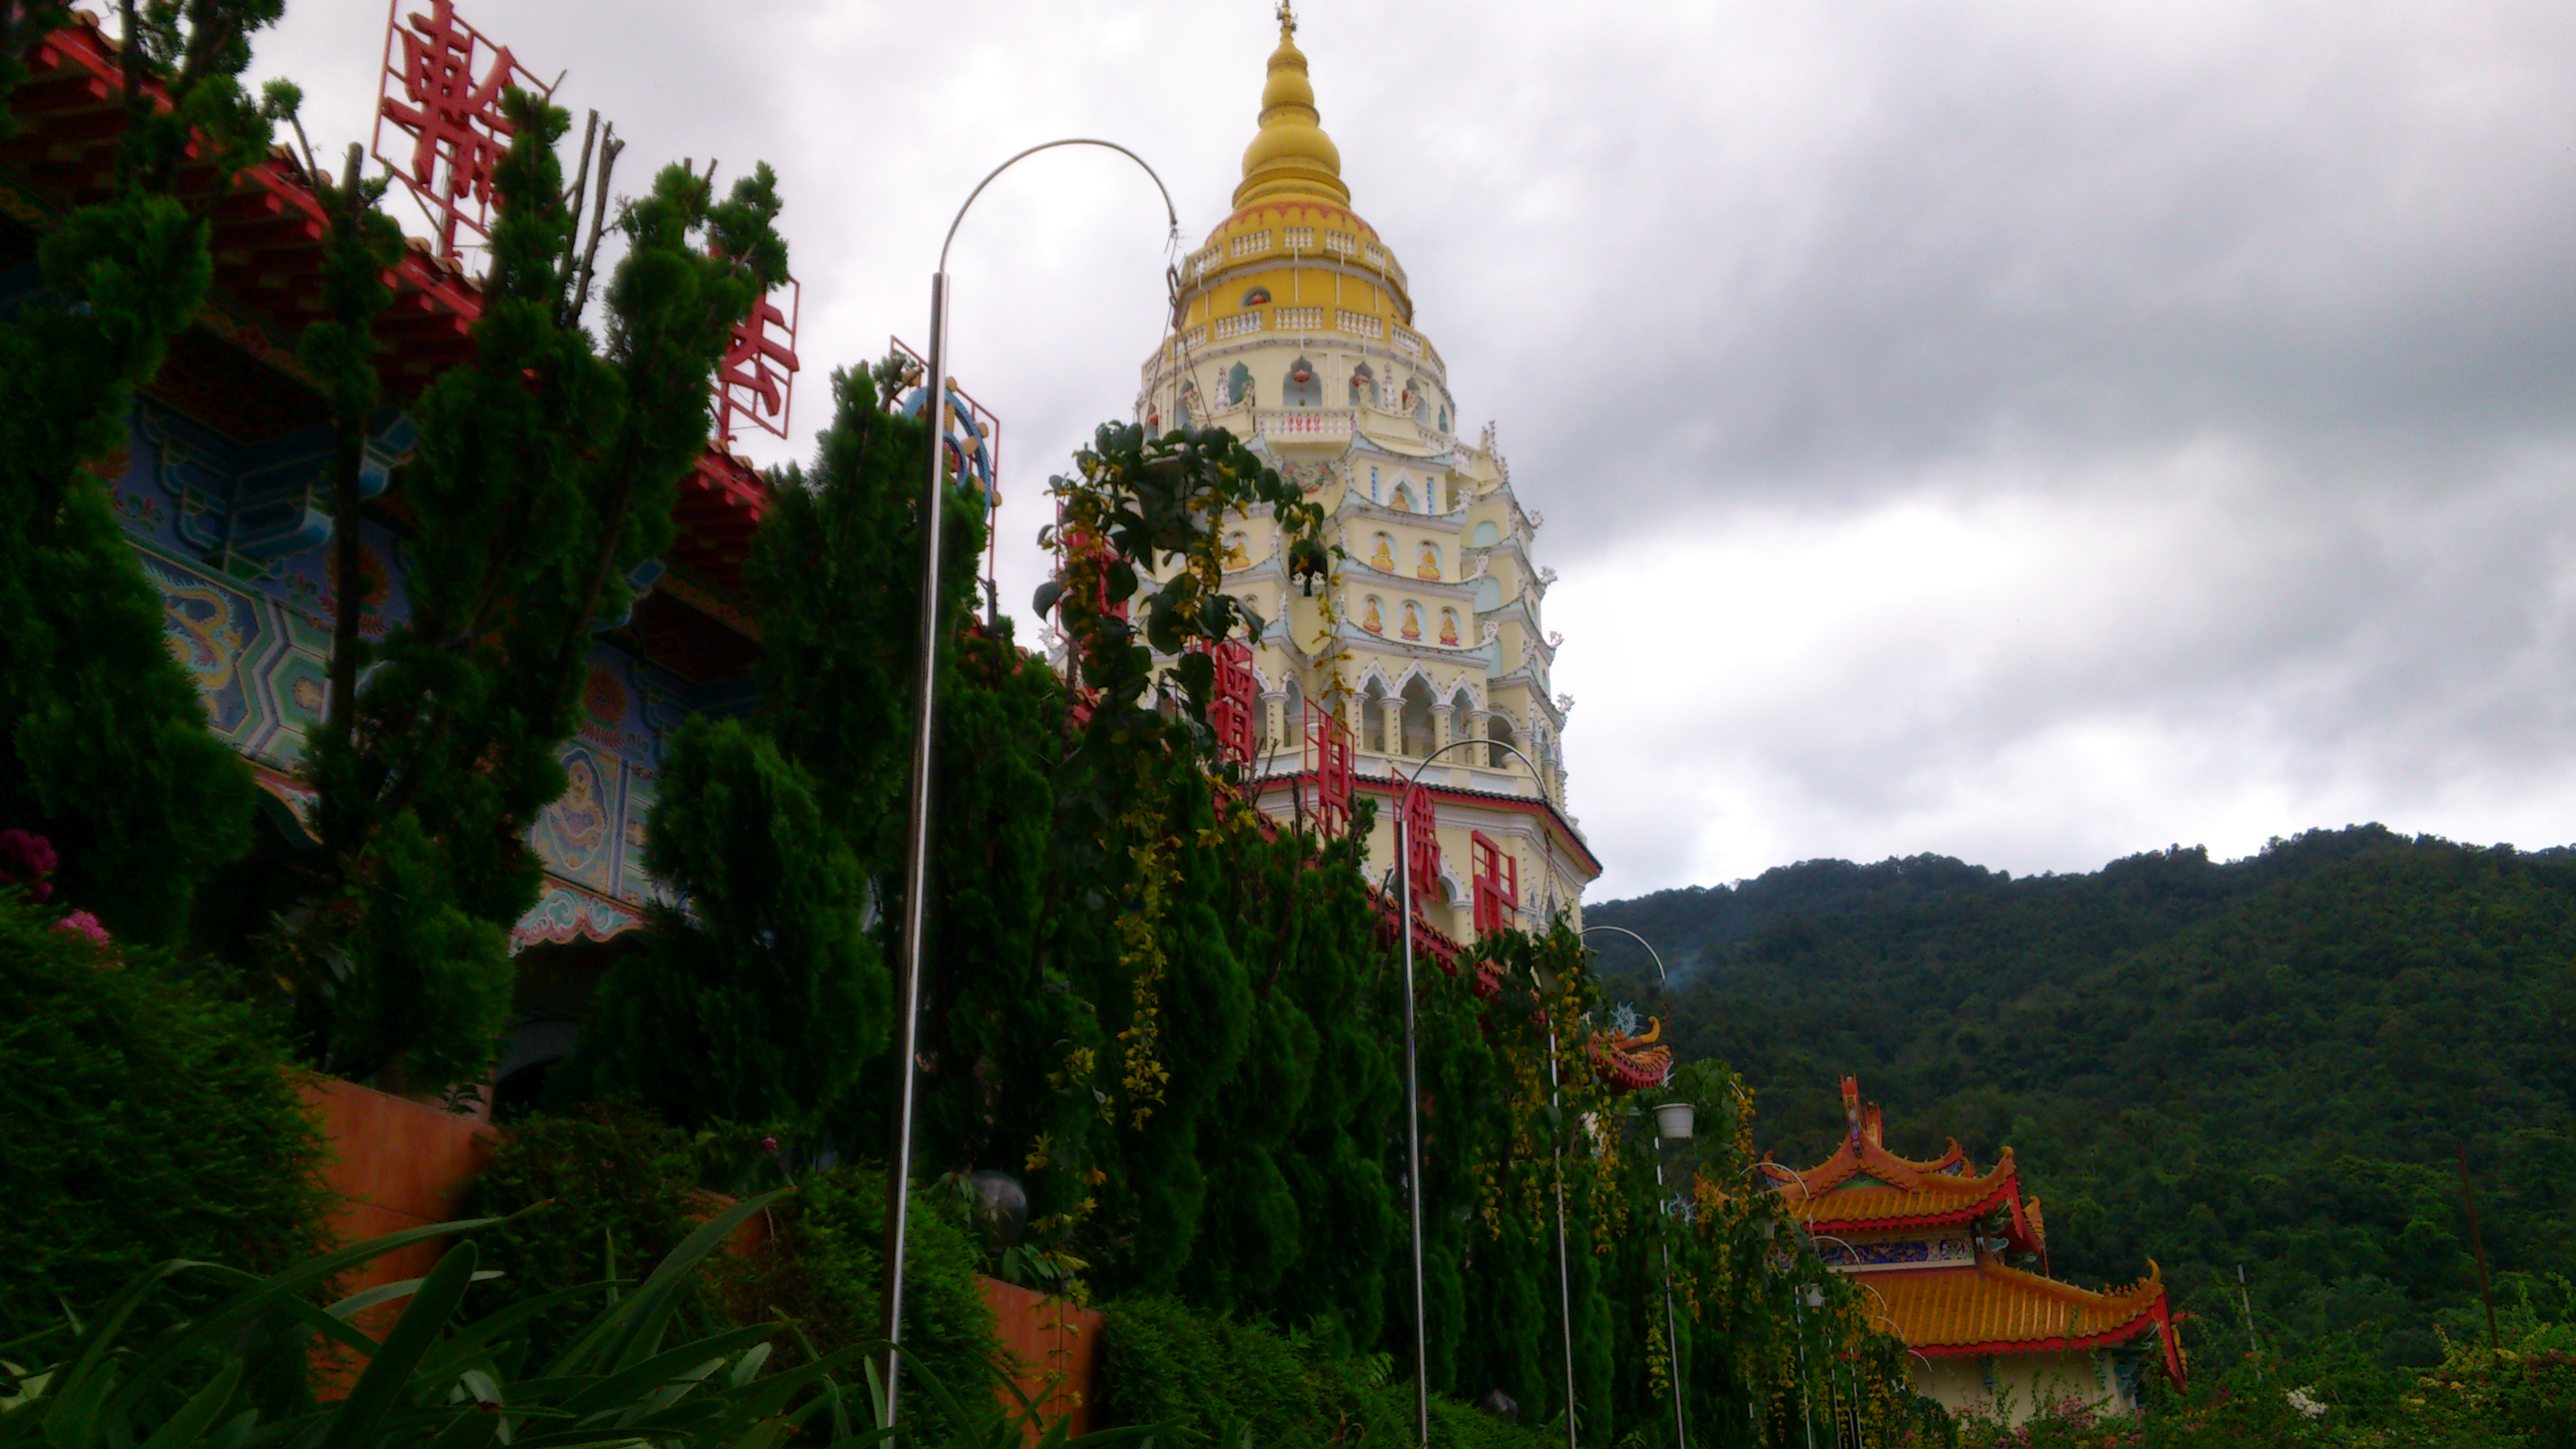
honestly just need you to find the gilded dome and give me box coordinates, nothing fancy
[1234,9,1350,209]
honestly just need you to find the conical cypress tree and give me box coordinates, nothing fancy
[0,3,289,942]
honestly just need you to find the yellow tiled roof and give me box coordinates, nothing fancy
[1861,1254,2169,1355]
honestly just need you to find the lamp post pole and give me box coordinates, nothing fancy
[882,138,1176,1427]
[1394,736,1547,1447]
[1578,924,1687,1449]
[1807,1233,1888,1449]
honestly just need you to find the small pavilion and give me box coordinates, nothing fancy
[1765,1078,2186,1423]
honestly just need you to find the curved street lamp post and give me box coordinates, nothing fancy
[882,138,1178,1426]
[1577,925,1688,1449]
[1392,737,1548,1447]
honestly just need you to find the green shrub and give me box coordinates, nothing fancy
[3,1193,1112,1449]
[459,1112,1001,1432]
[739,1164,1002,1432]
[0,892,326,1346]
[1095,1294,1552,1449]
[458,1103,707,1360]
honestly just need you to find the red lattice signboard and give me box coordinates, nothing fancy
[1306,705,1354,837]
[1402,783,1440,899]
[373,0,551,264]
[718,277,801,444]
[1197,639,1260,767]
[1471,830,1518,937]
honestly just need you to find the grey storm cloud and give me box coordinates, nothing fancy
[251,0,2576,897]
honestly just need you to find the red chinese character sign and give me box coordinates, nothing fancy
[373,0,552,264]
[1306,705,1353,837]
[1471,830,1518,937]
[1402,783,1440,900]
[717,278,800,445]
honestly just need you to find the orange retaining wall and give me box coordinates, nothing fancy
[296,1075,500,1297]
[981,1277,1104,1436]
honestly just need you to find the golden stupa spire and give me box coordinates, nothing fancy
[1234,0,1350,209]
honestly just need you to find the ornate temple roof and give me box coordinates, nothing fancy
[1765,1078,2035,1243]
[1864,1253,2182,1379]
[1770,1078,2186,1390]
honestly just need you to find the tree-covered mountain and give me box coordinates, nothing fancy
[1586,826,2576,1371]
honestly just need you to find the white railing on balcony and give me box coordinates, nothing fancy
[1189,245,1222,277]
[1324,230,1357,256]
[1215,311,1264,340]
[1256,408,1355,442]
[1275,306,1324,331]
[1393,327,1421,354]
[1284,226,1315,249]
[1230,231,1271,258]
[1337,309,1385,339]
[1363,242,1386,267]
[1177,324,1207,350]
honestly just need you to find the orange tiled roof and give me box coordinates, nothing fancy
[1858,1253,2181,1391]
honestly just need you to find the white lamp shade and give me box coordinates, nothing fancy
[1653,1101,1696,1142]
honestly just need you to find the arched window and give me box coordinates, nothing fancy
[1399,677,1436,758]
[1487,713,1517,770]
[1282,357,1322,408]
[1350,361,1377,407]
[1240,286,1271,306]
[1450,687,1475,744]
[1225,362,1252,406]
[1362,678,1391,753]
[1473,520,1500,547]
[1405,375,1428,422]
[1281,672,1305,748]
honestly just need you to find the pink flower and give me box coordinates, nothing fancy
[53,910,110,949]
[762,1136,781,1155]
[0,829,57,902]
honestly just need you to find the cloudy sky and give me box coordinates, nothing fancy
[253,1,2576,900]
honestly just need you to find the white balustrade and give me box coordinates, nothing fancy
[1256,408,1356,441]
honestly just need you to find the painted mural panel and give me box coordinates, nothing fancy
[136,549,331,771]
[107,395,717,942]
[534,743,621,893]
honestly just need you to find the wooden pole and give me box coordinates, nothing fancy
[2457,1144,2500,1350]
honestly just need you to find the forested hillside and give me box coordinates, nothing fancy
[1587,826,2576,1371]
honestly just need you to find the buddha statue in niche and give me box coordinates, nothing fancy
[1361,595,1384,635]
[1439,606,1460,646]
[1369,532,1395,571]
[1417,541,1441,579]
[1400,601,1422,641]
[1225,532,1251,569]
